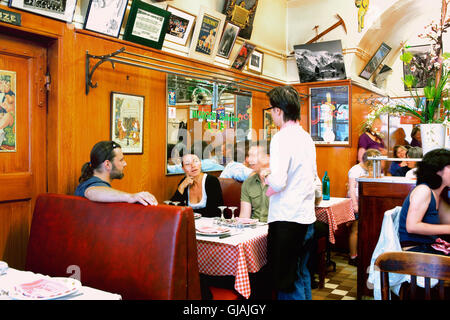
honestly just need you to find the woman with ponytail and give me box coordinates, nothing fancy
[75,141,158,206]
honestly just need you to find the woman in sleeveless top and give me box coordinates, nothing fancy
[398,148,450,254]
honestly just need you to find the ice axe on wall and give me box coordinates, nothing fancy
[290,14,347,54]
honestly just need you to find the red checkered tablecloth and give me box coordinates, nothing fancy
[196,228,267,299]
[315,197,355,244]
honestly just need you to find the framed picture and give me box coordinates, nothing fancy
[217,22,240,59]
[123,1,171,50]
[0,70,16,152]
[293,40,346,83]
[188,6,226,64]
[165,5,196,46]
[309,86,350,146]
[111,92,144,154]
[231,42,255,71]
[263,110,277,141]
[402,44,433,89]
[223,0,259,40]
[359,42,392,80]
[9,0,77,22]
[247,49,263,74]
[83,0,129,38]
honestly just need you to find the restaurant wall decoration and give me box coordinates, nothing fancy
[83,0,129,38]
[0,70,16,152]
[188,6,226,64]
[111,92,144,154]
[123,1,171,50]
[164,5,196,47]
[359,42,391,80]
[9,0,77,23]
[293,40,347,83]
[231,41,255,71]
[401,44,433,89]
[309,85,350,146]
[217,22,240,59]
[223,0,259,40]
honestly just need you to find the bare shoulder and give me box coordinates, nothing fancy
[410,184,432,202]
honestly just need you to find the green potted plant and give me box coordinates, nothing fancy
[363,0,450,154]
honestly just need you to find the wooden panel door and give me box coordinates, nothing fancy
[0,33,47,269]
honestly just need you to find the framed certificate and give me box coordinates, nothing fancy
[123,0,171,50]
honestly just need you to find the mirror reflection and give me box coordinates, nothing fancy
[166,74,253,175]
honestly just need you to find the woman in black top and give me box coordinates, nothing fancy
[171,154,223,217]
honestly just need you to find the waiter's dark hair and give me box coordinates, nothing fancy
[78,141,122,183]
[266,85,301,122]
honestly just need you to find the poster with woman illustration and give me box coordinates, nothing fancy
[111,92,144,154]
[0,70,16,152]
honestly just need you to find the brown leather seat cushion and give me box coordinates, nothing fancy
[218,178,243,218]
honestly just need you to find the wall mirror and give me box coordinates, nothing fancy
[166,74,253,175]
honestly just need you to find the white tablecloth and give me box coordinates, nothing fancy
[0,266,122,300]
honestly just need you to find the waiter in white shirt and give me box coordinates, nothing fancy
[262,85,318,299]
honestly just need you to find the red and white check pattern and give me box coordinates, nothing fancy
[315,198,355,244]
[197,231,267,299]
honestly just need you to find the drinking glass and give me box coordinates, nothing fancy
[218,206,227,221]
[163,200,172,205]
[172,201,180,206]
[229,206,238,221]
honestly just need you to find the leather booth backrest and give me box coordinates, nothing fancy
[25,193,201,300]
[218,178,242,218]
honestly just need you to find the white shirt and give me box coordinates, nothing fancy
[219,161,253,181]
[347,164,368,198]
[188,174,207,209]
[266,123,317,224]
[405,167,417,179]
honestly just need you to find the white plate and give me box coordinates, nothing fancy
[235,217,259,226]
[10,277,81,300]
[196,226,230,237]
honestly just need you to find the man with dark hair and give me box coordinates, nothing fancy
[264,85,318,300]
[75,140,158,206]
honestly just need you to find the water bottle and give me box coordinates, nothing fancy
[322,171,330,200]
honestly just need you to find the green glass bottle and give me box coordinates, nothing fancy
[322,171,330,200]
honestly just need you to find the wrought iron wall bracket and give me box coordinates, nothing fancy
[85,48,125,95]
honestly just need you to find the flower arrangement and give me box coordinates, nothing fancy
[362,0,450,130]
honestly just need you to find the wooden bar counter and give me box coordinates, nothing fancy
[356,176,415,299]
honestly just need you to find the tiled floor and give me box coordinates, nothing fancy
[311,251,358,300]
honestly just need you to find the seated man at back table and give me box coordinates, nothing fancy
[75,140,158,206]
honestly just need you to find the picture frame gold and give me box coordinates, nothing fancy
[188,6,226,64]
[165,5,196,47]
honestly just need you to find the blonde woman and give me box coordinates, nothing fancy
[347,148,382,265]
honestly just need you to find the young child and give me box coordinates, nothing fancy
[347,148,382,265]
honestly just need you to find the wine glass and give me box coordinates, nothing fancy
[163,200,172,205]
[218,206,227,222]
[172,201,180,206]
[229,206,238,221]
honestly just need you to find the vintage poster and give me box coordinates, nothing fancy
[0,70,16,152]
[310,86,350,145]
[195,14,220,55]
[111,92,144,154]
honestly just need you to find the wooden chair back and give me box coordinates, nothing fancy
[375,251,450,300]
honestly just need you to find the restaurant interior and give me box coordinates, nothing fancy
[0,0,449,302]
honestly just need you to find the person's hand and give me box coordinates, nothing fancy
[178,176,194,193]
[130,191,158,206]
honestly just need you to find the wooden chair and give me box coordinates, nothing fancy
[375,251,450,300]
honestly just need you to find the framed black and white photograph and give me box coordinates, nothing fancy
[309,86,350,146]
[293,40,346,83]
[247,49,263,74]
[165,5,196,46]
[123,1,171,50]
[111,92,144,154]
[188,6,226,64]
[359,42,392,80]
[83,0,129,38]
[402,44,433,89]
[217,22,239,59]
[9,0,77,22]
